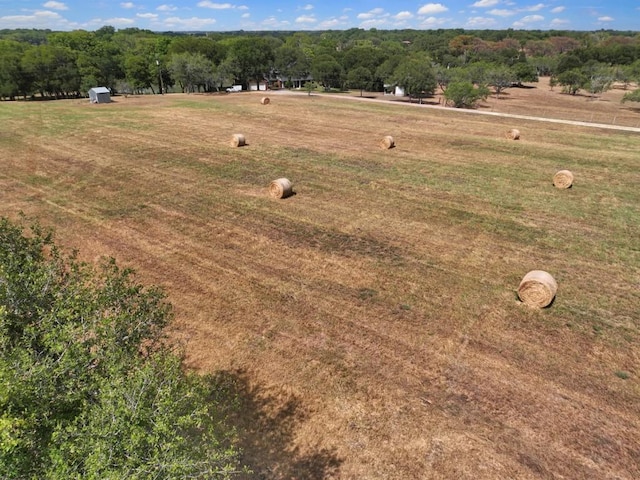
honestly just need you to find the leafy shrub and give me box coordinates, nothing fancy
[0,217,243,479]
[444,81,490,108]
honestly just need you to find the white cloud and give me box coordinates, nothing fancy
[163,16,217,29]
[318,16,349,28]
[360,19,388,28]
[157,5,178,11]
[550,18,569,26]
[0,10,75,29]
[295,15,316,23]
[598,16,614,22]
[551,6,565,13]
[197,1,233,9]
[394,11,413,20]
[261,16,291,28]
[120,2,134,8]
[137,13,158,19]
[300,4,314,10]
[237,5,249,9]
[466,16,498,27]
[43,1,68,10]
[420,16,448,26]
[472,0,499,7]
[104,17,136,26]
[418,3,448,15]
[241,12,250,18]
[357,8,385,20]
[489,9,516,16]
[513,14,544,27]
[525,3,545,12]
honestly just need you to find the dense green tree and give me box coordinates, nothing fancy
[169,52,214,93]
[310,54,343,90]
[555,68,587,95]
[274,44,311,87]
[578,61,614,98]
[168,36,227,65]
[392,55,437,103]
[346,66,374,96]
[0,217,243,478]
[0,40,32,99]
[556,54,583,74]
[484,64,516,98]
[226,37,275,90]
[124,53,155,92]
[21,44,80,97]
[512,61,539,84]
[530,55,559,77]
[444,81,490,108]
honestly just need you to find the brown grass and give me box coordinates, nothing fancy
[1,86,639,479]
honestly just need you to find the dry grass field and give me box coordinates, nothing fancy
[1,82,639,479]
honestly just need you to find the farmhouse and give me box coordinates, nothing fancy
[88,87,111,103]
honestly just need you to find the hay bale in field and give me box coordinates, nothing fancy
[269,178,293,199]
[380,135,395,149]
[260,97,270,105]
[505,128,520,140]
[517,270,557,308]
[230,133,246,147]
[553,170,574,189]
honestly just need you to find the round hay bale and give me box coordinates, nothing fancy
[517,270,557,308]
[553,169,574,189]
[269,178,293,199]
[230,133,246,147]
[505,128,520,140]
[260,97,270,105]
[380,135,395,149]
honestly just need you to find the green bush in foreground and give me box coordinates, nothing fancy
[0,217,243,479]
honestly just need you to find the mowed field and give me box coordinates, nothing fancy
[1,86,639,479]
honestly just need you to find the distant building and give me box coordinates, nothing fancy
[88,87,111,103]
[249,80,268,91]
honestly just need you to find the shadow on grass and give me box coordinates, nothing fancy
[213,369,343,479]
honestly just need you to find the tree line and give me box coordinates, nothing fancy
[1,26,640,106]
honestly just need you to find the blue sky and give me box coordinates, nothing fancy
[0,1,638,32]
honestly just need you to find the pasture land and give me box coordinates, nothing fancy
[1,87,639,479]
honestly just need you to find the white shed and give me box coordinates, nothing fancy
[88,87,111,103]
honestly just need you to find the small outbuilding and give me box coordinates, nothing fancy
[88,87,111,104]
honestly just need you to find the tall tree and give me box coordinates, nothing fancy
[0,40,32,99]
[0,217,243,478]
[169,52,214,93]
[226,37,275,90]
[346,66,373,96]
[485,64,516,98]
[311,54,343,91]
[274,44,311,88]
[392,55,437,103]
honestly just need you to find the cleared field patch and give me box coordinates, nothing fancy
[1,92,639,479]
